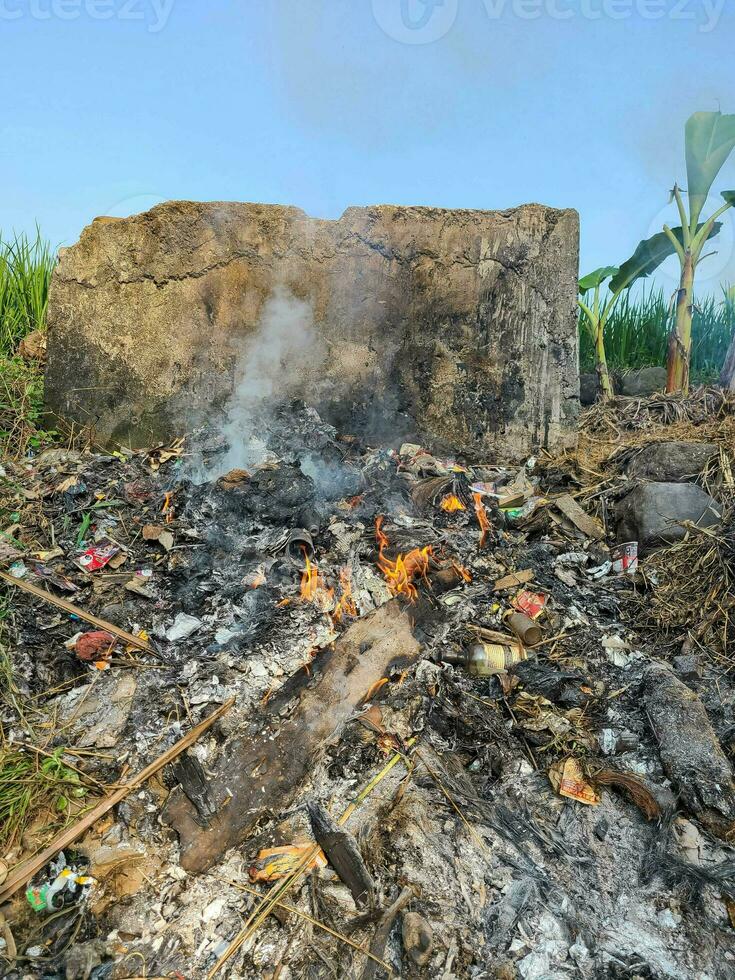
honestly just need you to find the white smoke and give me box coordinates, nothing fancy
[198,286,325,480]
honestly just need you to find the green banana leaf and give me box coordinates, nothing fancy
[579,266,619,293]
[685,112,735,226]
[610,223,722,293]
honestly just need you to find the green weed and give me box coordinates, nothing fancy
[0,355,57,459]
[0,747,87,850]
[0,227,58,459]
[0,228,55,357]
[75,512,92,548]
[579,286,735,379]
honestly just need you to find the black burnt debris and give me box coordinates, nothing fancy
[1,394,735,978]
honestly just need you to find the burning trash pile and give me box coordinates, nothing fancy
[1,393,735,978]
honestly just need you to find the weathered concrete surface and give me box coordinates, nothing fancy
[45,201,580,457]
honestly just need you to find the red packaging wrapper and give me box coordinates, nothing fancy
[76,541,120,572]
[512,589,548,621]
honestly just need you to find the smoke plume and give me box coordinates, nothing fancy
[194,286,325,481]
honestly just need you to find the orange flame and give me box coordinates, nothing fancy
[162,491,174,524]
[332,566,358,624]
[251,569,267,589]
[300,549,318,600]
[452,561,472,583]
[301,646,318,676]
[440,494,466,513]
[375,515,390,554]
[472,493,491,548]
[363,675,389,703]
[375,516,433,602]
[300,548,334,612]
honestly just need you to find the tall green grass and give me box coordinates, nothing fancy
[579,286,735,381]
[0,229,56,456]
[0,228,55,357]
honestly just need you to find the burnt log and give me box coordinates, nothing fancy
[162,600,420,873]
[307,801,375,906]
[644,664,735,835]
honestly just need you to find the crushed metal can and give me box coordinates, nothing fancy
[505,611,543,646]
[611,541,638,575]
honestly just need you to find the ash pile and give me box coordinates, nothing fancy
[1,393,735,979]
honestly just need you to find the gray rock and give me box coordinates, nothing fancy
[581,366,670,405]
[45,201,580,459]
[672,654,701,683]
[615,481,722,554]
[720,330,735,390]
[625,441,717,483]
[617,366,667,397]
[580,372,600,406]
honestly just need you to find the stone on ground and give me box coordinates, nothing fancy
[579,366,669,406]
[615,481,722,553]
[617,366,668,397]
[624,441,717,483]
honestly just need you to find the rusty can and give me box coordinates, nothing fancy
[285,528,314,567]
[506,612,543,646]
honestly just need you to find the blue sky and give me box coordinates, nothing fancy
[1,0,734,294]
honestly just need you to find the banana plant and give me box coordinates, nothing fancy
[577,266,623,401]
[578,223,717,401]
[612,112,735,394]
[719,284,735,390]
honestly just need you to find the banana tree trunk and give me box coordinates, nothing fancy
[595,325,614,401]
[720,332,735,390]
[666,252,695,394]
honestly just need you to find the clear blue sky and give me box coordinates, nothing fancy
[2,0,734,294]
